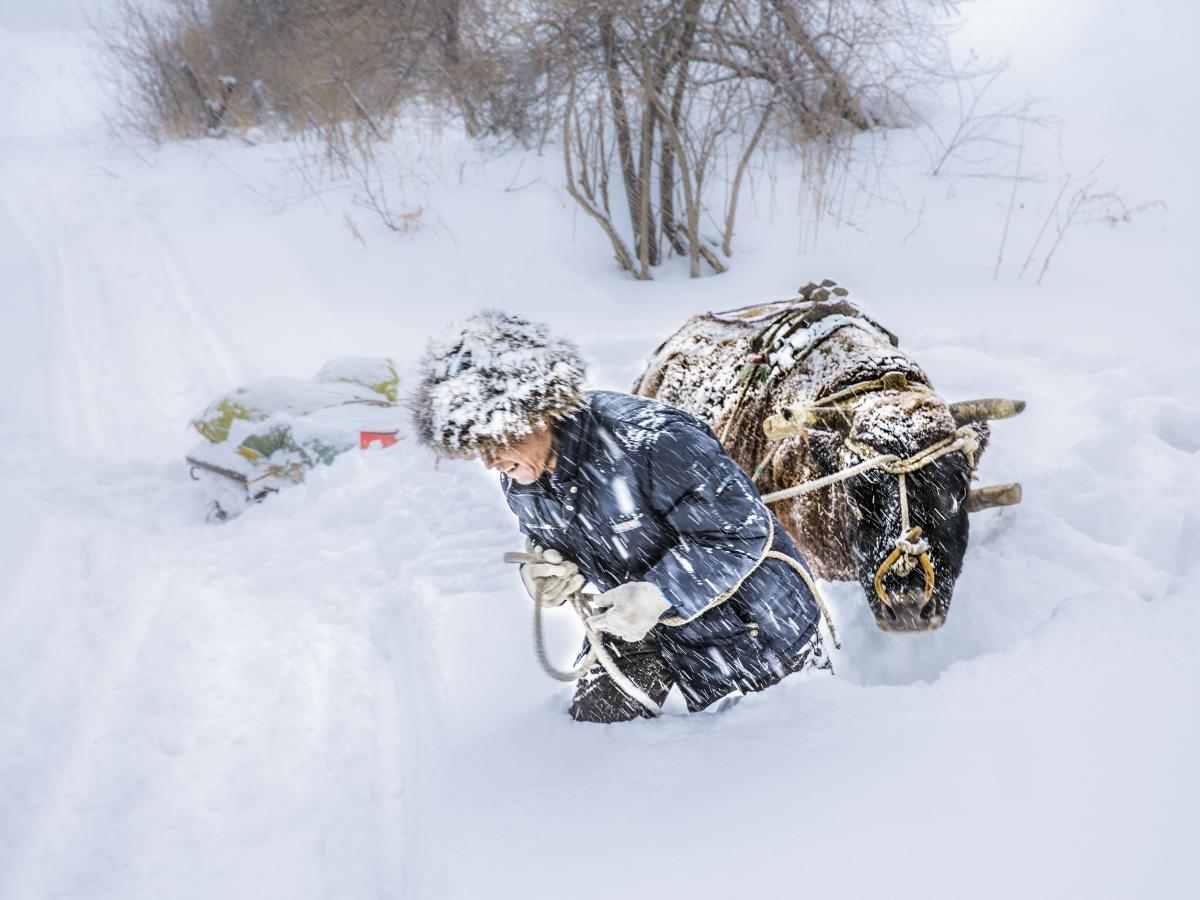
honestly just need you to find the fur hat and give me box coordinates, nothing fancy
[410,310,587,456]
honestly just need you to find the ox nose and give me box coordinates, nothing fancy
[876,590,945,632]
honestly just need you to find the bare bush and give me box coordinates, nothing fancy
[1017,162,1165,285]
[98,0,459,142]
[99,0,978,273]
[522,0,965,278]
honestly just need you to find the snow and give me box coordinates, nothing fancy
[1,1,1198,899]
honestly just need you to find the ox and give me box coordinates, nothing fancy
[634,280,1024,633]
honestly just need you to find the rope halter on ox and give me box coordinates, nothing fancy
[758,373,980,613]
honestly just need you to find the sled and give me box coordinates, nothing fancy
[186,356,404,520]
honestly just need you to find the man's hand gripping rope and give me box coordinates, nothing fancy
[516,540,584,608]
[503,541,666,715]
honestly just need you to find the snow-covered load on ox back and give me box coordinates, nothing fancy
[635,280,1026,632]
[186,357,404,520]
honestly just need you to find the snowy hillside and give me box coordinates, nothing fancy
[1,1,1197,898]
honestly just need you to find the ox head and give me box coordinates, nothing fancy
[764,383,1024,632]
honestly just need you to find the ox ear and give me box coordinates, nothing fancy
[949,398,1026,426]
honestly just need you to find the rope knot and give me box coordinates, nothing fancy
[892,533,930,576]
[873,526,936,607]
[955,425,981,469]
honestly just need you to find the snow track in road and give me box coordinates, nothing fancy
[0,469,168,897]
[0,118,448,898]
[1,142,249,460]
[0,448,461,898]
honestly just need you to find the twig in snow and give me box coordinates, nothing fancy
[993,118,1027,279]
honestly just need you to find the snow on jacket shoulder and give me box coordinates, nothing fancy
[501,391,821,707]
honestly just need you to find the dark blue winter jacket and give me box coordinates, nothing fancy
[502,390,822,710]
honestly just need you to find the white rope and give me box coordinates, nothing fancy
[507,550,665,715]
[504,376,969,714]
[764,550,841,651]
[508,424,975,711]
[760,453,897,504]
[760,426,977,595]
[530,592,595,682]
[761,427,977,505]
[656,513,842,650]
[505,511,843,715]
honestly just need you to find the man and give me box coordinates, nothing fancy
[412,310,829,723]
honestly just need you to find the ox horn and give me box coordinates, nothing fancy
[949,398,1026,425]
[965,482,1023,512]
[762,405,851,441]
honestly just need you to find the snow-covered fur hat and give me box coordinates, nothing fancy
[410,310,587,456]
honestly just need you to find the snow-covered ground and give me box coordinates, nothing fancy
[1,2,1197,898]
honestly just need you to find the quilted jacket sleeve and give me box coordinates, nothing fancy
[638,422,771,621]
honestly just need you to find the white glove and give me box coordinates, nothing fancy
[586,582,671,643]
[519,543,584,608]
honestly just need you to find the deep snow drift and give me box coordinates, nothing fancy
[1,2,1197,898]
